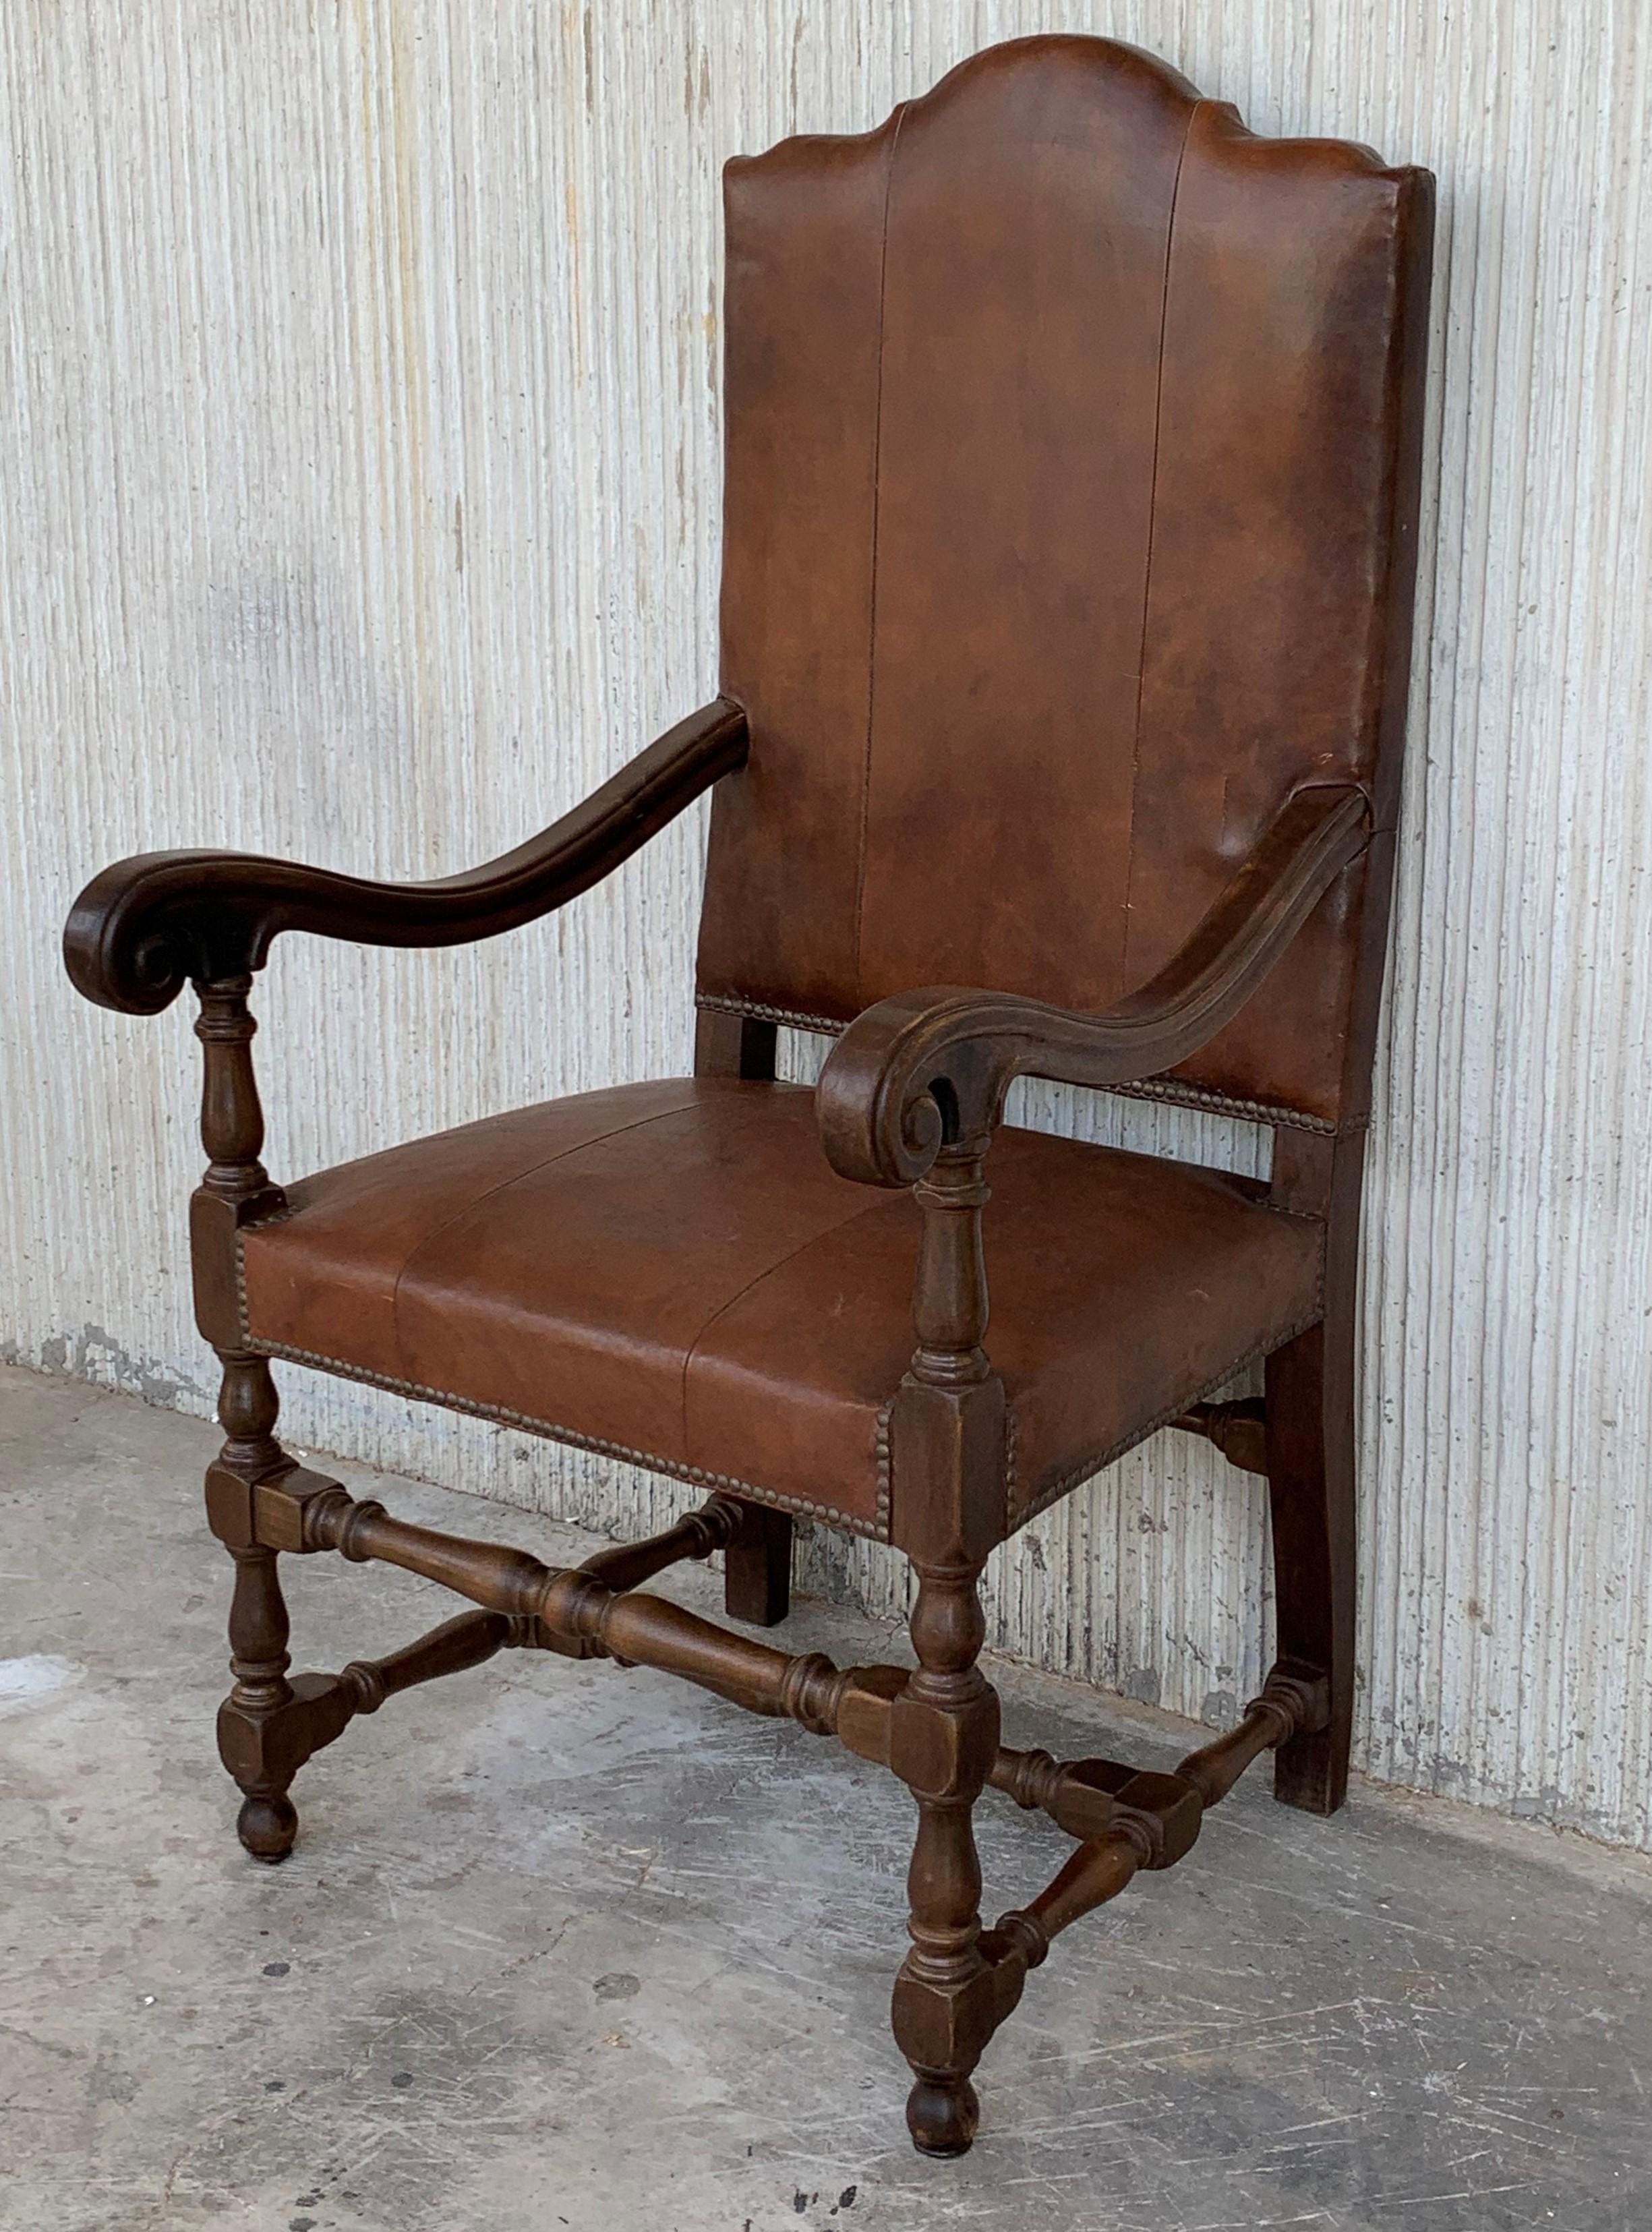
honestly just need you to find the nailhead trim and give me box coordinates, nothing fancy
[695,991,850,1036]
[873,1383,1017,1532]
[695,995,1340,1133]
[235,1221,889,1540]
[247,1337,892,1541]
[1009,1303,1325,1528]
[237,1190,1318,1550]
[1100,1076,1338,1136]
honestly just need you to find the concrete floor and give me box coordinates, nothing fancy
[4,1365,1652,2231]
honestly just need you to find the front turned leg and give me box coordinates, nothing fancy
[208,1351,304,1861]
[222,1544,299,1860]
[885,1135,1009,2154]
[890,1559,1001,2157]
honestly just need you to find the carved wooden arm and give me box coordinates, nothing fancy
[817,782,1370,1187]
[63,697,748,1015]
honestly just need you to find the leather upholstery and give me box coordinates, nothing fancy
[229,39,1426,1562]
[699,33,1432,1127]
[239,1081,1324,1536]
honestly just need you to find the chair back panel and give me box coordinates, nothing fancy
[697,35,1432,1129]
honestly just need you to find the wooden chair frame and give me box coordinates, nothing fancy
[67,699,1378,2154]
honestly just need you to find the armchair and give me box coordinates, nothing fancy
[65,34,1432,2158]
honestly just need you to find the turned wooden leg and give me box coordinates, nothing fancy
[1264,1319,1355,1814]
[722,1499,792,1626]
[211,1351,302,1861]
[223,1544,299,1859]
[890,1559,999,2157]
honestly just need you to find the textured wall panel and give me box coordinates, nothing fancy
[3,3,1650,1843]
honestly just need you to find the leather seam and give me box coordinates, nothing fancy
[850,100,905,1009]
[226,1310,893,1543]
[388,1091,709,1349]
[675,1192,905,1462]
[1119,98,1199,993]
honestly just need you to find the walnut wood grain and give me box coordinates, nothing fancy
[719,1500,795,1628]
[883,1136,1006,2156]
[63,699,747,1014]
[575,1495,745,1595]
[817,783,1370,1187]
[217,1609,534,1842]
[1267,1132,1364,1812]
[341,1609,531,1712]
[982,1661,1321,1987]
[272,1477,863,1731]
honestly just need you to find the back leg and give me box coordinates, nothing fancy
[723,1499,792,1626]
[1264,1320,1355,1813]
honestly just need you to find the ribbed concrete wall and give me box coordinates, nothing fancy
[3,3,1649,1844]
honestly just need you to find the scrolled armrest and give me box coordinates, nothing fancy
[64,697,748,1014]
[817,783,1371,1187]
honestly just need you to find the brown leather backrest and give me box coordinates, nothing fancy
[697,34,1432,1132]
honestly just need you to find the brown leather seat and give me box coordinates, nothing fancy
[240,1078,1323,1537]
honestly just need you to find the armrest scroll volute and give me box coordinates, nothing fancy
[817,783,1371,1187]
[63,698,748,1015]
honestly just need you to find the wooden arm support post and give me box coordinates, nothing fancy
[800,788,1365,2148]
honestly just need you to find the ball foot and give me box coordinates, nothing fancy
[906,2074,980,2157]
[236,1791,297,1863]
